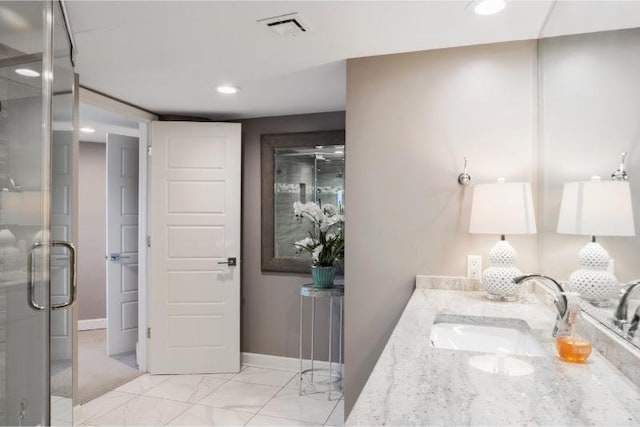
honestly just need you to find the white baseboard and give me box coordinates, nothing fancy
[242,352,344,373]
[78,318,106,331]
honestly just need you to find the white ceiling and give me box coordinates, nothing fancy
[66,1,640,120]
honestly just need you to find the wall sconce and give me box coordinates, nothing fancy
[611,152,629,181]
[557,176,635,306]
[457,157,471,186]
[469,178,537,301]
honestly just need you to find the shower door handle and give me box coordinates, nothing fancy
[27,242,46,311]
[27,241,77,311]
[51,241,77,310]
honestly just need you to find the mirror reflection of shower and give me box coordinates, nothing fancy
[274,144,345,210]
[273,144,345,258]
[313,145,345,213]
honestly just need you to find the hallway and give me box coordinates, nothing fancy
[78,330,142,404]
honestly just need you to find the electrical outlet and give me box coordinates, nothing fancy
[467,255,482,279]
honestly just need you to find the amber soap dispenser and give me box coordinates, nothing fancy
[555,292,592,363]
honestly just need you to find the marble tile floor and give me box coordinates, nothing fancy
[76,366,344,427]
[52,395,73,426]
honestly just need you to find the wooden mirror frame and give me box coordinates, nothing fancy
[261,130,345,273]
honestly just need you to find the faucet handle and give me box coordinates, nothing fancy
[628,307,640,339]
[614,318,632,334]
[552,321,561,338]
[614,280,640,326]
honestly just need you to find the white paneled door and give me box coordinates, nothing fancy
[106,134,140,356]
[149,122,241,374]
[50,131,73,361]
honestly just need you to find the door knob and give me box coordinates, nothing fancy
[217,257,237,266]
[110,253,131,262]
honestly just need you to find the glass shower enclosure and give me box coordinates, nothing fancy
[0,1,77,425]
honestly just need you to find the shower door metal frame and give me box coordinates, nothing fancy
[58,0,77,67]
[47,1,79,424]
[53,4,80,421]
[41,1,54,423]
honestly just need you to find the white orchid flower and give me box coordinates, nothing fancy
[294,237,316,249]
[312,245,323,262]
[292,201,344,266]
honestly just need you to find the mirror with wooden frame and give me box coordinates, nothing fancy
[261,130,345,273]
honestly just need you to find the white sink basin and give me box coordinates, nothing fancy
[430,314,547,357]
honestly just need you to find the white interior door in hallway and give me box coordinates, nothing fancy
[106,134,140,356]
[149,121,241,374]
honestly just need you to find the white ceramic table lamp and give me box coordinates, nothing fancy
[557,177,635,306]
[470,178,537,301]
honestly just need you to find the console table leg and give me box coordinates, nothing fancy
[311,298,316,383]
[299,293,303,396]
[339,295,343,391]
[329,296,333,401]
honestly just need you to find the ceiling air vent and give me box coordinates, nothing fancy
[257,13,310,36]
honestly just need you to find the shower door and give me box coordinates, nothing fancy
[50,1,77,425]
[0,1,77,425]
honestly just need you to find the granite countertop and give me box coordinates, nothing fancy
[346,288,640,426]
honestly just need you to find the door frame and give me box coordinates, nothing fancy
[77,88,157,378]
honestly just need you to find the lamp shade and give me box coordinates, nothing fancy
[469,181,537,235]
[557,179,635,237]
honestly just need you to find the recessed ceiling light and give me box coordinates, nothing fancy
[471,0,506,15]
[80,127,95,133]
[15,68,40,77]
[217,85,239,95]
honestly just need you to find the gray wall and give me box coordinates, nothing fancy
[344,40,538,414]
[240,112,345,359]
[539,28,640,283]
[78,141,106,321]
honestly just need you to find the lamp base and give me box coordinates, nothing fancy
[569,269,616,307]
[482,265,523,301]
[568,241,618,306]
[481,240,523,301]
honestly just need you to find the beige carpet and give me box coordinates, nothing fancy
[79,329,143,404]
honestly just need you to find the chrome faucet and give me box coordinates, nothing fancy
[513,274,568,337]
[614,280,640,338]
